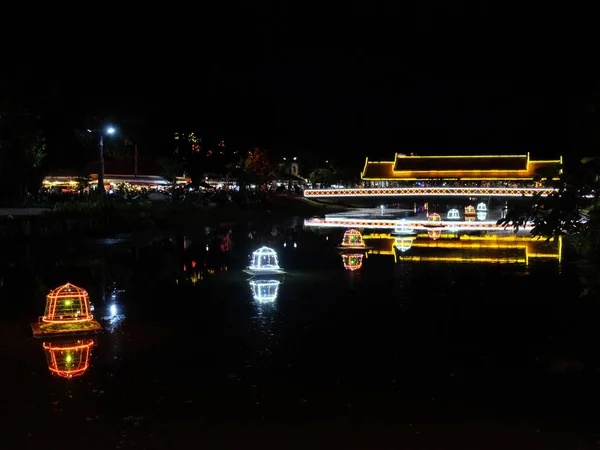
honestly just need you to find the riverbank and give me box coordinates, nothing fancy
[0,196,348,242]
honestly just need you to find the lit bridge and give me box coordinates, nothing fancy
[304,187,555,198]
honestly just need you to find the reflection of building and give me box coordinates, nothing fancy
[342,253,364,271]
[363,233,562,265]
[249,280,281,302]
[361,154,562,183]
[43,339,95,378]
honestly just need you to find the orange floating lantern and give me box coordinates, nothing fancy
[32,283,102,337]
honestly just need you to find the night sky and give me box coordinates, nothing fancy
[12,2,598,171]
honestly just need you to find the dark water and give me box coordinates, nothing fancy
[2,224,600,449]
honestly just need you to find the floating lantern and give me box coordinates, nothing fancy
[249,280,281,302]
[342,253,363,271]
[32,283,102,337]
[341,229,365,247]
[395,238,413,252]
[428,213,441,221]
[337,229,371,250]
[244,247,285,275]
[43,339,94,378]
[464,205,476,215]
[447,209,460,220]
[393,219,415,235]
[477,202,488,211]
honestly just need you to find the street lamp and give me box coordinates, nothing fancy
[88,126,116,196]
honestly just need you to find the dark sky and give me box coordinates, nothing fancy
[18,2,598,168]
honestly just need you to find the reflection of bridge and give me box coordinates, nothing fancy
[305,217,526,231]
[305,187,555,198]
[361,233,561,265]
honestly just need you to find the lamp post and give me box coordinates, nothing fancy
[89,126,116,196]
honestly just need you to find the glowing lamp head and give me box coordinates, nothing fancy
[106,127,116,135]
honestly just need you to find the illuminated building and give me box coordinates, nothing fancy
[244,247,285,276]
[342,253,364,271]
[361,153,562,183]
[249,280,281,302]
[362,233,562,265]
[43,339,95,378]
[31,283,102,337]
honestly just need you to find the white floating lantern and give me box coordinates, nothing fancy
[249,280,280,302]
[244,246,285,275]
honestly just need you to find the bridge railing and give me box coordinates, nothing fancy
[304,187,556,197]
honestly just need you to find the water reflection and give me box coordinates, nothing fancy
[42,338,95,378]
[363,232,562,265]
[249,280,281,303]
[341,253,364,271]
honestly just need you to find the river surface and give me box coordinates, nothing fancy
[1,220,600,449]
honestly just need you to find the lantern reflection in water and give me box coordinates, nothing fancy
[428,229,442,240]
[249,280,281,302]
[43,339,95,378]
[342,253,364,271]
[32,283,102,337]
[447,209,460,220]
[395,238,414,252]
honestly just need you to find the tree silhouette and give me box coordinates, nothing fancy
[244,147,271,183]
